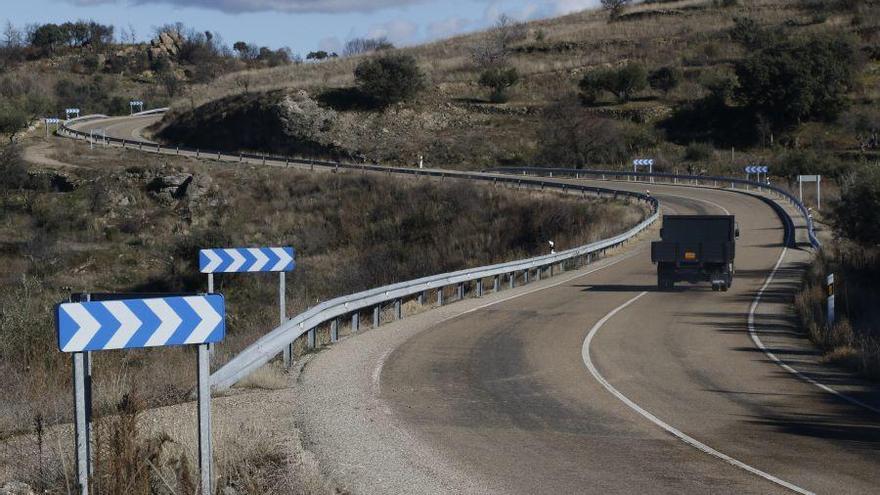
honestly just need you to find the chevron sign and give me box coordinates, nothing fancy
[633,158,654,167]
[56,295,225,352]
[199,247,295,273]
[745,165,769,174]
[45,117,60,124]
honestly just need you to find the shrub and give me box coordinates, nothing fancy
[579,63,647,104]
[729,17,767,50]
[344,37,394,56]
[0,144,27,190]
[833,167,880,246]
[537,101,657,167]
[601,0,632,19]
[683,142,714,161]
[478,66,519,103]
[648,66,682,95]
[735,35,857,130]
[354,54,425,107]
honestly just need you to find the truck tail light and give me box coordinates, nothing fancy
[684,251,697,260]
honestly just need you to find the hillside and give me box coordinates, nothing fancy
[154,0,880,175]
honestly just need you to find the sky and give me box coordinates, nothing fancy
[3,0,600,54]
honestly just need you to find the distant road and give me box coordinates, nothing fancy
[70,115,880,494]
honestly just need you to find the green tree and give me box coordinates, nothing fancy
[648,66,682,95]
[30,23,67,55]
[735,35,856,130]
[354,54,425,107]
[579,63,647,104]
[833,167,880,246]
[478,66,519,103]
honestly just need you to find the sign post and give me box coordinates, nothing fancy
[56,293,226,495]
[745,165,769,189]
[200,247,296,366]
[633,158,654,183]
[798,174,822,210]
[65,108,81,120]
[129,100,144,115]
[44,117,61,137]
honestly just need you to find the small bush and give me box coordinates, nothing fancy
[579,63,647,104]
[833,167,880,246]
[648,66,682,95]
[601,0,632,19]
[683,142,714,161]
[354,54,425,107]
[0,143,27,190]
[478,66,519,103]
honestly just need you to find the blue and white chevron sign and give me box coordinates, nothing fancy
[745,165,769,174]
[199,247,295,273]
[633,158,654,167]
[45,117,60,124]
[56,295,225,352]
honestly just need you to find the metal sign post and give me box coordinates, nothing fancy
[798,174,822,210]
[44,117,60,137]
[56,293,226,495]
[129,100,144,115]
[200,247,296,366]
[633,158,654,183]
[745,165,769,190]
[826,273,835,327]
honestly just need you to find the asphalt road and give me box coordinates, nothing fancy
[69,116,880,494]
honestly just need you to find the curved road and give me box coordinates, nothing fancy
[69,116,880,494]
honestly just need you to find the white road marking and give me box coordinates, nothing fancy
[748,248,880,415]
[581,292,814,495]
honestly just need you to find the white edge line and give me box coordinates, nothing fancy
[748,248,880,415]
[582,292,814,495]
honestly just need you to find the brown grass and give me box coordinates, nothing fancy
[795,241,880,380]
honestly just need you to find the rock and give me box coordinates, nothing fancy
[146,172,210,204]
[147,31,183,62]
[1,481,34,495]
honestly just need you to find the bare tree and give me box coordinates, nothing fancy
[234,73,252,94]
[470,14,527,67]
[601,0,631,19]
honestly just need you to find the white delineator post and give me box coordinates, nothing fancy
[826,273,835,327]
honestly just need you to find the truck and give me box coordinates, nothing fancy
[651,215,739,291]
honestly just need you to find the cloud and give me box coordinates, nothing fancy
[318,36,342,53]
[426,16,473,40]
[65,0,432,14]
[365,19,419,45]
[550,0,601,15]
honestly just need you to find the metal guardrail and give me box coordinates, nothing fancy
[488,167,822,250]
[58,118,660,391]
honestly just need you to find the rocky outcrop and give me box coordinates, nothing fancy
[148,31,183,63]
[156,89,344,158]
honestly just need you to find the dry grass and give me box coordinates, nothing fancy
[795,241,880,380]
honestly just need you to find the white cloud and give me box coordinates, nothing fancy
[66,0,432,14]
[550,0,601,15]
[365,19,419,45]
[426,16,473,40]
[318,36,342,53]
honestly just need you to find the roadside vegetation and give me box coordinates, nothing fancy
[0,136,645,492]
[796,167,880,379]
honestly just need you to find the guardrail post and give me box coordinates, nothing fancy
[331,318,339,343]
[139,142,143,151]
[476,279,483,297]
[122,139,126,148]
[176,146,179,155]
[417,291,425,305]
[395,299,402,320]
[549,264,554,277]
[438,287,444,306]
[156,144,160,153]
[524,269,529,284]
[509,273,515,289]
[352,312,359,333]
[307,327,316,349]
[457,283,464,300]
[239,153,243,163]
[373,305,380,327]
[536,266,542,281]
[493,276,500,292]
[217,151,221,160]
[262,154,266,165]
